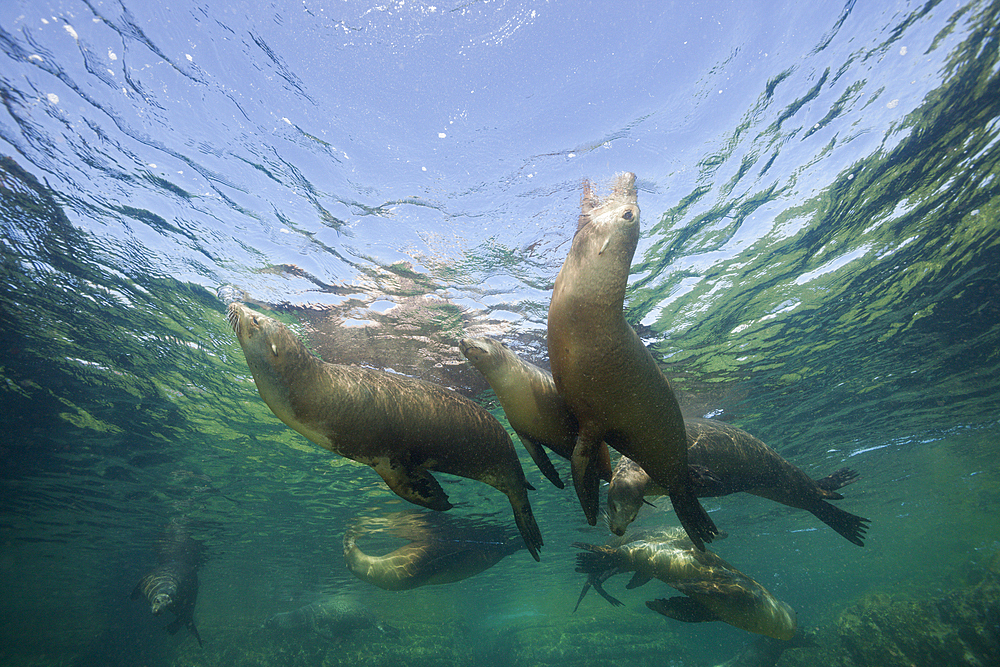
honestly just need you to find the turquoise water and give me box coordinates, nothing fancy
[1,1,998,665]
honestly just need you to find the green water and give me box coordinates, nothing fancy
[2,1,1000,666]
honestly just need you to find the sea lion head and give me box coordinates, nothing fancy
[227,302,319,416]
[458,337,510,375]
[150,591,173,615]
[575,172,640,259]
[606,457,648,535]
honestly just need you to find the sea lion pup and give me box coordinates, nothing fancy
[547,172,717,550]
[131,520,205,646]
[459,336,612,489]
[227,302,543,560]
[573,528,797,640]
[607,418,870,546]
[344,511,523,590]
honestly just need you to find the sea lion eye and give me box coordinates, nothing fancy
[622,210,633,221]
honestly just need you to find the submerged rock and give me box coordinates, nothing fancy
[780,554,1000,667]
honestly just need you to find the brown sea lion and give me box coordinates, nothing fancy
[607,418,870,546]
[574,528,797,640]
[547,172,717,550]
[459,336,612,489]
[227,303,543,560]
[131,519,205,646]
[343,511,523,590]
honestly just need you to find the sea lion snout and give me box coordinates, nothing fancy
[151,593,172,615]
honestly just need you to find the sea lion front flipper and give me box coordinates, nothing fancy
[372,462,453,511]
[507,492,543,562]
[517,433,565,489]
[130,581,142,600]
[646,596,720,623]
[625,571,654,589]
[189,620,203,647]
[570,427,604,525]
[668,484,718,552]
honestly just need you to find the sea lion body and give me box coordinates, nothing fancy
[228,303,543,560]
[607,418,870,545]
[574,528,797,640]
[459,336,612,489]
[131,521,204,646]
[264,596,385,640]
[344,518,522,591]
[547,172,716,549]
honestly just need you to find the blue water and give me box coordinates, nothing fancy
[1,1,998,666]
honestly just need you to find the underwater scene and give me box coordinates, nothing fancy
[1,1,999,666]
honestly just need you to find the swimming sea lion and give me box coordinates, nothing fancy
[712,628,818,667]
[344,511,523,590]
[263,595,391,640]
[547,172,717,550]
[131,520,205,646]
[227,303,543,560]
[607,418,870,545]
[459,336,612,489]
[574,527,797,640]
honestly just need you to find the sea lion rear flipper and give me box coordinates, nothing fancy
[572,582,592,612]
[808,501,870,547]
[815,467,860,494]
[625,571,653,589]
[372,463,453,512]
[668,484,718,552]
[592,578,624,608]
[518,434,565,489]
[570,429,604,525]
[646,597,720,623]
[688,464,726,496]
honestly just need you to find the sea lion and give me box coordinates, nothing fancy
[131,520,205,646]
[263,596,391,641]
[459,336,612,489]
[344,511,523,590]
[574,527,797,640]
[606,418,870,545]
[547,172,717,549]
[227,302,543,560]
[712,628,818,667]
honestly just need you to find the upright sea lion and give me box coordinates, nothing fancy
[131,520,205,646]
[607,418,870,545]
[574,528,797,640]
[228,303,543,560]
[344,511,523,590]
[547,172,717,549]
[459,336,612,489]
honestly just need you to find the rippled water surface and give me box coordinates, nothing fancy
[1,1,998,666]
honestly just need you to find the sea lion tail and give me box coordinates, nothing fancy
[668,485,719,552]
[808,501,870,546]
